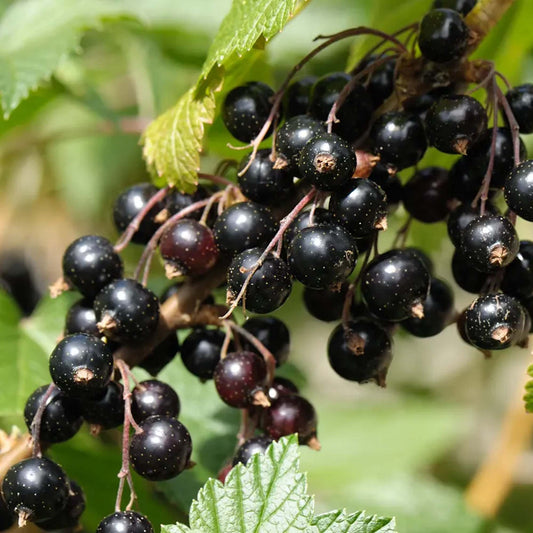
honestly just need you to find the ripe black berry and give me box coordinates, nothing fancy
[36,479,85,531]
[238,149,294,204]
[425,95,487,154]
[284,76,316,118]
[181,327,228,380]
[227,248,292,314]
[139,333,180,377]
[214,351,269,408]
[370,111,427,171]
[49,334,113,398]
[303,283,349,322]
[464,294,526,350]
[501,241,533,300]
[2,457,69,524]
[460,215,519,272]
[130,415,192,481]
[354,55,396,108]
[361,249,431,321]
[24,385,82,443]
[80,381,124,430]
[287,225,358,289]
[65,299,99,336]
[94,279,159,342]
[242,316,290,367]
[298,132,357,190]
[506,84,533,134]
[275,115,324,168]
[222,82,277,143]
[283,207,338,247]
[403,247,435,275]
[327,319,392,385]
[418,9,469,63]
[432,0,476,16]
[131,380,180,422]
[449,157,494,203]
[451,249,488,293]
[164,185,209,220]
[329,179,388,237]
[232,436,273,466]
[62,236,123,299]
[213,202,277,256]
[159,219,218,278]
[113,184,165,244]
[447,203,498,248]
[96,511,154,533]
[504,159,533,221]
[368,162,403,211]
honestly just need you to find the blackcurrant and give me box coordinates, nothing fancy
[113,183,165,244]
[418,8,469,63]
[24,385,82,443]
[222,81,277,143]
[370,111,427,171]
[139,333,180,377]
[36,479,85,531]
[62,235,123,299]
[131,380,180,422]
[94,279,159,342]
[449,156,495,203]
[159,219,218,278]
[287,224,358,289]
[65,298,99,336]
[268,377,299,401]
[451,249,488,293]
[432,0,476,16]
[329,178,388,236]
[297,132,357,190]
[2,457,69,524]
[214,351,269,408]
[164,185,209,220]
[49,334,113,398]
[96,511,154,533]
[506,84,533,134]
[130,415,192,481]
[181,327,228,380]
[361,249,431,321]
[80,381,124,430]
[284,76,316,118]
[238,149,294,204]
[275,115,324,168]
[504,159,533,221]
[425,95,487,154]
[354,54,396,108]
[327,319,392,385]
[283,207,338,247]
[501,241,533,300]
[227,248,292,314]
[303,283,348,322]
[402,247,435,275]
[213,201,277,255]
[232,436,273,466]
[242,316,290,367]
[368,162,403,211]
[447,202,498,248]
[460,215,519,272]
[522,296,533,334]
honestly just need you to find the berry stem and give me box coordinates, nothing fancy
[392,215,412,249]
[30,383,56,458]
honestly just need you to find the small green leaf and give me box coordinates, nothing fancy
[524,364,533,412]
[312,510,397,533]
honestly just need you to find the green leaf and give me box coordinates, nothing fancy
[312,510,397,533]
[524,364,533,412]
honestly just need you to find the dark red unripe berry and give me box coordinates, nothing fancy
[96,511,154,533]
[268,377,299,401]
[131,380,180,422]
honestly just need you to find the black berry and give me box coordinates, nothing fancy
[501,240,533,300]
[164,185,209,220]
[432,0,476,16]
[447,202,498,248]
[181,327,228,380]
[284,76,316,118]
[65,298,99,336]
[96,511,154,533]
[131,380,180,422]
[275,115,324,168]
[451,249,488,293]
[283,207,338,248]
[242,316,290,367]
[368,162,403,211]
[354,55,396,108]
[504,159,533,221]
[139,333,180,377]
[80,381,124,430]
[232,436,273,466]
[506,84,533,134]
[303,283,349,322]
[268,377,299,401]
[36,479,85,531]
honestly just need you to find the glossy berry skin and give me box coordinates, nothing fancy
[283,208,338,247]
[2,457,69,523]
[284,76,317,118]
[62,236,123,299]
[65,299,99,336]
[222,82,277,143]
[303,283,348,322]
[370,111,427,171]
[288,225,358,290]
[181,328,228,380]
[113,183,165,244]
[49,334,113,398]
[309,72,373,142]
[139,333,180,377]
[227,248,292,314]
[460,215,519,272]
[506,84,533,133]
[130,415,192,481]
[451,249,488,293]
[24,385,82,443]
[232,436,273,466]
[432,0,476,16]
[37,479,85,531]
[401,278,454,337]
[329,179,388,237]
[261,394,317,444]
[268,377,299,401]
[159,219,218,277]
[501,241,533,300]
[418,9,469,63]
[96,511,154,533]
[449,157,493,203]
[80,381,124,429]
[213,202,277,256]
[164,185,209,220]
[361,249,430,321]
[368,162,403,211]
[354,55,396,108]
[94,279,159,342]
[238,149,294,204]
[425,95,487,154]
[402,167,452,223]
[403,247,435,275]
[242,316,290,367]
[214,351,268,408]
[447,203,498,248]
[298,133,357,190]
[131,380,180,422]
[464,294,526,350]
[275,115,324,167]
[327,319,392,384]
[504,160,533,221]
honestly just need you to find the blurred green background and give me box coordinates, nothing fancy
[1,0,533,531]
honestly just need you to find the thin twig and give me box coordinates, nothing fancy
[30,383,56,458]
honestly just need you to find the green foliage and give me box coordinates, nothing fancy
[162,436,396,533]
[524,364,533,412]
